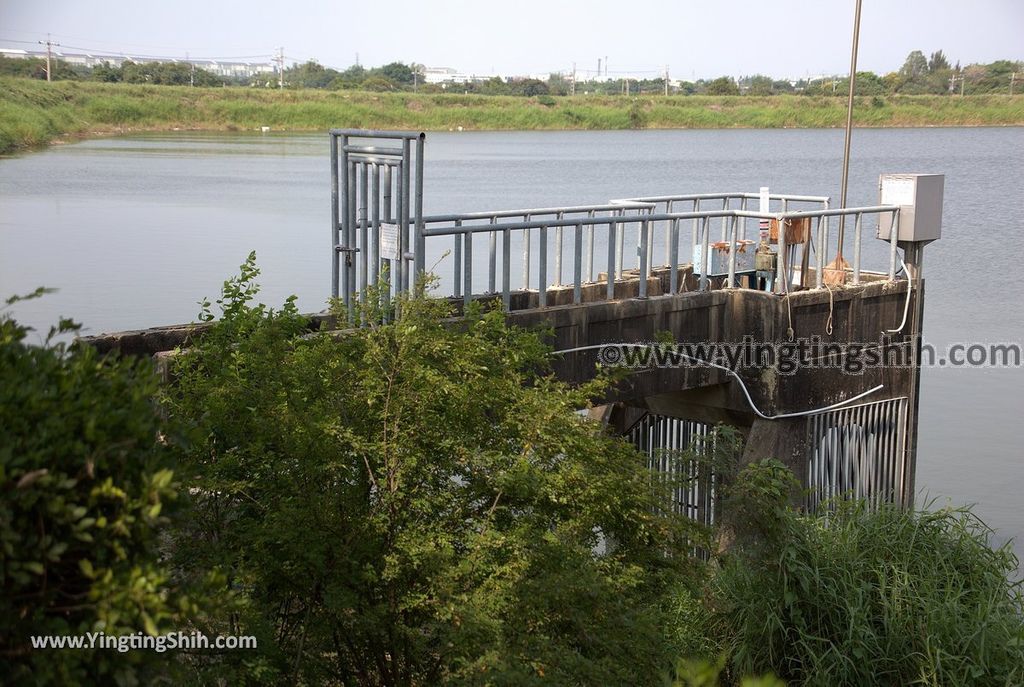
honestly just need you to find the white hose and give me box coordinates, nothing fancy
[552,342,884,421]
[885,251,914,334]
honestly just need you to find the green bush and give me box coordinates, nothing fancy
[0,291,191,684]
[162,256,699,685]
[713,462,1024,686]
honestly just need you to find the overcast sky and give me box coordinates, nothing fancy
[1,0,1021,79]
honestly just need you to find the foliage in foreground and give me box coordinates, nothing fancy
[0,291,192,685]
[713,460,1024,686]
[163,255,699,685]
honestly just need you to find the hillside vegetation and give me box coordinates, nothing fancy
[2,78,1023,154]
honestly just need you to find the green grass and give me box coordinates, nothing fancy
[716,498,1024,686]
[2,78,1023,154]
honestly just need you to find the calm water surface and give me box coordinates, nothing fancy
[2,128,1022,558]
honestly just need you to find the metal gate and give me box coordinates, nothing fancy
[626,414,718,528]
[329,129,425,321]
[805,397,909,511]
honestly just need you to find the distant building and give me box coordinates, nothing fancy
[422,66,494,85]
[0,47,274,78]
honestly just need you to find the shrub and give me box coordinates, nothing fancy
[714,461,1024,686]
[0,291,190,684]
[162,256,698,685]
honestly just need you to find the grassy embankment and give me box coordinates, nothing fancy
[2,77,1023,154]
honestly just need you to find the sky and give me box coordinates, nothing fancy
[1,0,1021,80]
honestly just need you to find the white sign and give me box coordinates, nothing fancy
[881,176,915,206]
[379,223,400,260]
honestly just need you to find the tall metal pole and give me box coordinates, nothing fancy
[835,0,863,261]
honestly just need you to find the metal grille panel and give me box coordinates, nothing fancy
[626,415,717,528]
[805,397,909,511]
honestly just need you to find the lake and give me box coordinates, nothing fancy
[2,127,1022,559]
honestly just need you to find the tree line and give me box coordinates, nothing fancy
[0,49,1020,96]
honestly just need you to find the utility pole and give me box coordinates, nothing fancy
[664,64,669,96]
[276,47,285,89]
[1011,72,1017,96]
[187,51,194,87]
[38,33,59,82]
[571,62,576,95]
[604,56,608,77]
[597,58,601,81]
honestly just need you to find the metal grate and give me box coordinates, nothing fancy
[626,415,718,528]
[805,397,909,511]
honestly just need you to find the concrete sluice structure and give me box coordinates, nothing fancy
[85,130,945,524]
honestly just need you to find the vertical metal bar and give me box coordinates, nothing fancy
[821,199,831,286]
[727,214,737,288]
[554,211,564,286]
[573,223,583,304]
[521,214,532,292]
[539,226,548,307]
[488,216,497,293]
[382,164,393,305]
[383,165,393,223]
[330,134,340,300]
[615,208,625,280]
[664,200,673,266]
[394,155,405,298]
[646,207,654,272]
[699,217,710,292]
[888,209,899,280]
[816,216,825,289]
[401,138,412,295]
[720,197,729,241]
[638,219,649,298]
[853,212,863,284]
[585,209,595,282]
[607,219,617,300]
[739,197,747,241]
[669,218,679,294]
[345,157,357,321]
[464,228,473,310]
[691,199,699,254]
[502,228,511,310]
[359,162,369,308]
[371,164,381,287]
[453,221,462,298]
[776,216,787,294]
[414,134,425,282]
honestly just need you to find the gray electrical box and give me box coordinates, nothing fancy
[876,173,944,243]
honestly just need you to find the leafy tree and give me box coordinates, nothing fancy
[0,292,195,684]
[284,59,340,89]
[163,257,697,685]
[900,50,928,80]
[705,76,740,96]
[360,75,398,91]
[378,61,414,85]
[329,64,367,89]
[510,78,550,96]
[744,75,775,96]
[928,50,951,73]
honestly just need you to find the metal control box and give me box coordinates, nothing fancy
[876,173,944,243]
[693,240,756,276]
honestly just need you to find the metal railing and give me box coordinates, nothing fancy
[330,132,903,315]
[419,193,901,310]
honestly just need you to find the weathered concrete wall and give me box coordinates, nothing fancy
[81,276,923,496]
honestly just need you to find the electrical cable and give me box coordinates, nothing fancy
[550,342,884,420]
